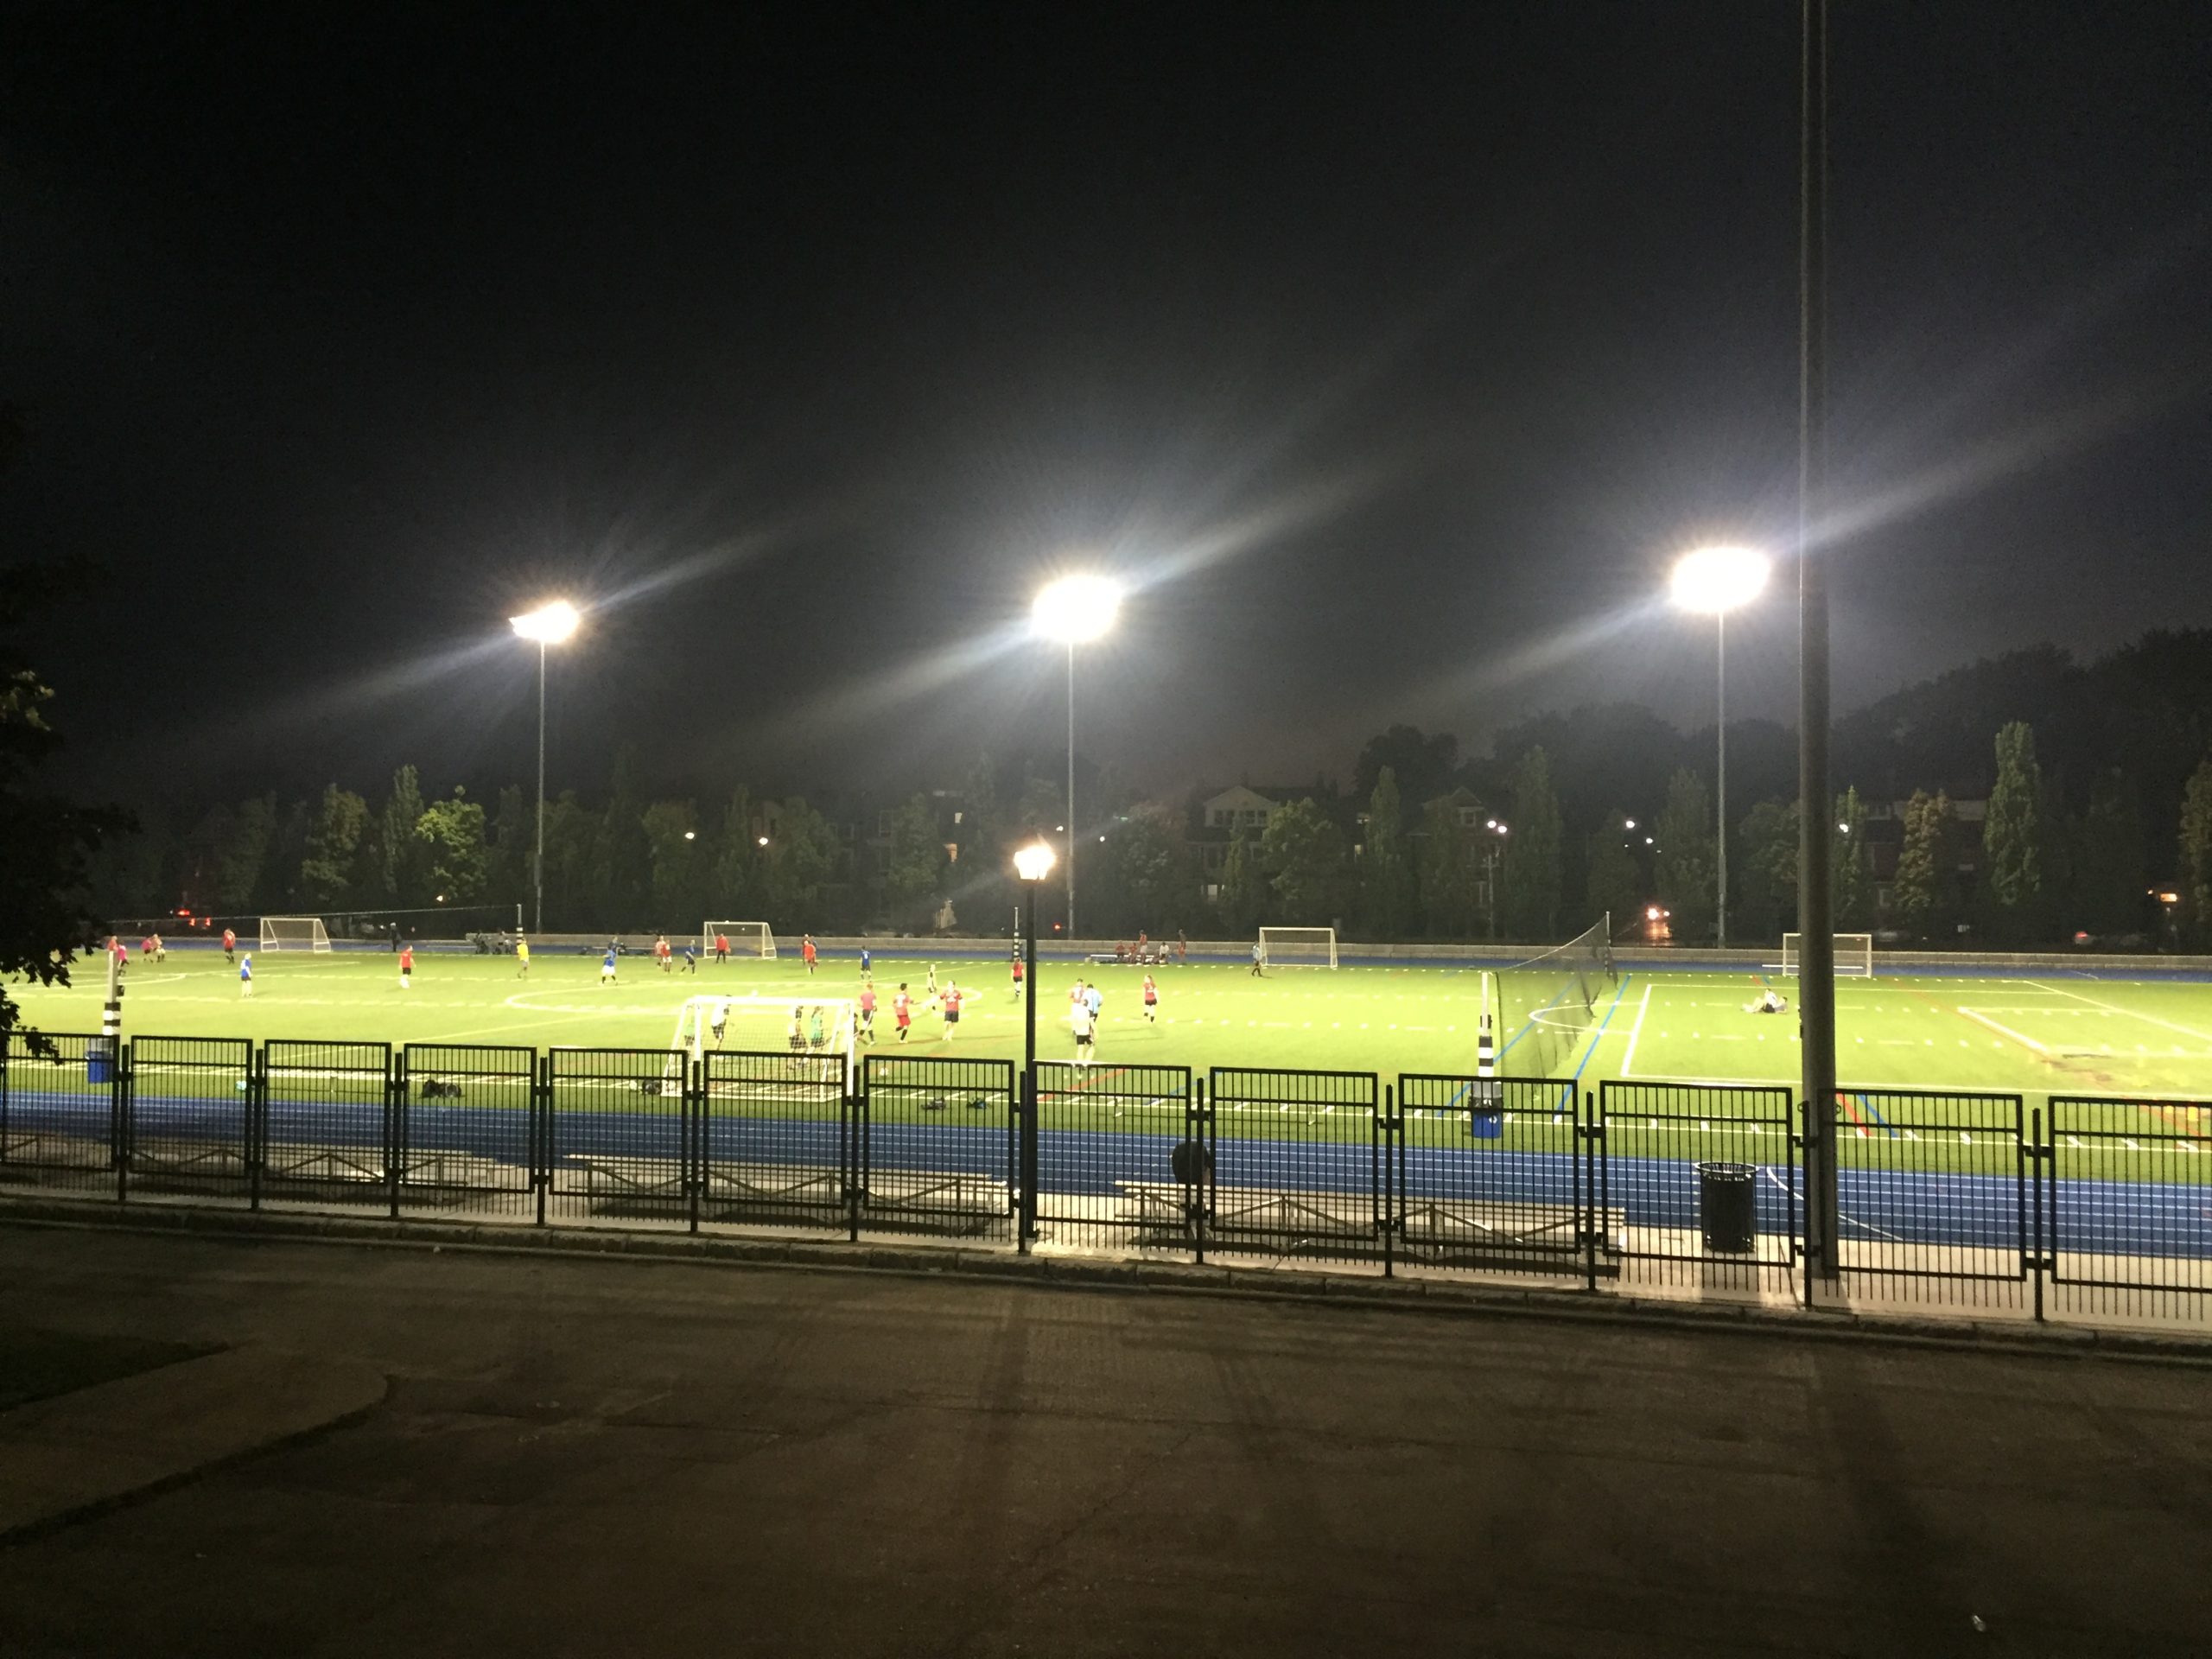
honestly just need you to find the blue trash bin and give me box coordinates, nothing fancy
[87,1040,115,1085]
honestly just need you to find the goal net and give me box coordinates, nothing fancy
[1495,913,1616,1079]
[1258,926,1338,969]
[702,921,776,959]
[1778,933,1874,978]
[661,995,855,1095]
[259,916,332,952]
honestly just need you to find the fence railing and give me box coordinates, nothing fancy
[3,1030,2206,1333]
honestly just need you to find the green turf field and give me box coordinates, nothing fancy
[11,948,2212,1112]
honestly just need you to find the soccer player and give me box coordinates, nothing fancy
[516,936,531,976]
[859,944,872,977]
[709,997,730,1048]
[139,933,155,960]
[223,927,237,964]
[1177,930,1187,964]
[787,1006,806,1069]
[1085,982,1103,1026]
[808,1006,827,1054]
[399,944,414,990]
[925,962,938,1003]
[714,931,729,965]
[802,934,817,975]
[656,933,673,973]
[1142,972,1159,1023]
[857,982,877,1045]
[600,945,619,985]
[1010,954,1025,1001]
[681,944,698,974]
[150,931,166,963]
[239,952,254,997]
[1250,941,1263,976]
[941,980,962,1042]
[893,982,913,1044]
[1071,996,1095,1066]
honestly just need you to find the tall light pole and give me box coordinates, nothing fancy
[510,600,581,936]
[1012,839,1057,1251]
[1484,818,1509,941]
[1669,547,1770,949]
[1032,575,1122,939]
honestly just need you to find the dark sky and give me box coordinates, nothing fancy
[3,3,2206,809]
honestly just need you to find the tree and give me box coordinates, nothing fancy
[590,753,652,927]
[1261,798,1346,923]
[710,787,763,918]
[764,797,842,922]
[640,799,704,927]
[1112,805,1192,932]
[1892,789,1956,941]
[1735,799,1799,945]
[1217,831,1265,934]
[1352,725,1459,810]
[415,787,488,905]
[2181,757,2212,948]
[540,791,595,929]
[378,765,429,907]
[298,785,369,910]
[1980,721,2046,943]
[1501,746,1563,938]
[1416,799,1483,938]
[1833,785,1873,930]
[218,796,277,912]
[0,553,130,1042]
[1583,809,1642,934]
[484,785,530,912]
[883,793,950,925]
[1358,767,1417,939]
[2063,770,2143,938]
[1651,770,1715,942]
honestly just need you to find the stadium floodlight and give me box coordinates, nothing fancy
[1032,574,1122,939]
[510,599,582,935]
[1669,547,1770,950]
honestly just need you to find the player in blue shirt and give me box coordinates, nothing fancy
[600,945,618,984]
[239,953,254,997]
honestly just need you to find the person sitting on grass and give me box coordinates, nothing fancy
[1744,979,1789,1015]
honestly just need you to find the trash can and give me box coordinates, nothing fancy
[1695,1161,1757,1254]
[86,1039,115,1085]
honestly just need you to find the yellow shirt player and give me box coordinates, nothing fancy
[516,938,531,977]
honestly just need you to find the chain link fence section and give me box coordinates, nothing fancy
[262,1040,395,1212]
[859,1055,1015,1238]
[0,1030,119,1199]
[397,1044,539,1218]
[700,1048,850,1235]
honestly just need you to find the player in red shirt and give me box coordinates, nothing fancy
[857,982,878,1046]
[398,944,414,990]
[655,933,672,973]
[222,927,237,964]
[714,931,729,964]
[893,982,913,1044]
[1010,954,1025,1001]
[802,934,817,975]
[139,934,155,959]
[1142,973,1159,1024]
[940,981,962,1042]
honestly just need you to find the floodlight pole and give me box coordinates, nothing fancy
[1716,611,1729,950]
[1799,0,1840,1288]
[1065,642,1077,939]
[533,639,548,937]
[1020,874,1041,1249]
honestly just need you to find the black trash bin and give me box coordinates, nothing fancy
[1695,1160,1757,1254]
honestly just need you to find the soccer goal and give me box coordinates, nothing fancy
[258,916,332,952]
[1778,932,1875,977]
[702,920,776,959]
[661,995,855,1095]
[1257,926,1338,969]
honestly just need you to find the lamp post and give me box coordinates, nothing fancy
[1669,547,1770,949]
[1484,818,1509,940]
[510,601,581,936]
[1012,840,1057,1250]
[1032,575,1122,941]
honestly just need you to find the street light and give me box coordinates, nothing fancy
[1484,819,1510,941]
[1012,839,1057,1252]
[1033,575,1122,941]
[510,600,582,935]
[1669,546,1770,949]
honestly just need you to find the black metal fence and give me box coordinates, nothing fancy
[3,1029,2206,1334]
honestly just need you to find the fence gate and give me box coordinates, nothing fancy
[700,1048,851,1236]
[0,1030,119,1198]
[545,1048,692,1228]
[262,1040,396,1213]
[1027,1062,1197,1256]
[859,1055,1015,1238]
[1203,1068,1382,1265]
[2047,1094,2210,1325]
[397,1044,539,1218]
[124,1036,256,1204]
[1395,1074,1588,1281]
[1597,1080,1797,1291]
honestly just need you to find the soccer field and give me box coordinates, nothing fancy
[14,945,2212,1109]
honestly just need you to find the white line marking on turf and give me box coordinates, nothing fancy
[2044,984,2212,1044]
[1619,982,1653,1077]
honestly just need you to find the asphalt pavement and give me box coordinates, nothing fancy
[1,1223,2207,1657]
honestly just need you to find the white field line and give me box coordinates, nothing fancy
[1955,1007,2048,1053]
[1619,981,1655,1077]
[2044,984,2212,1045]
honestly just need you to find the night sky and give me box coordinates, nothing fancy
[4,3,2205,808]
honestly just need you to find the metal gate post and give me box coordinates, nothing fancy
[386,1049,404,1221]
[1017,1068,1039,1252]
[115,1040,131,1205]
[247,1043,267,1211]
[2030,1105,2045,1323]
[1801,1100,1815,1312]
[845,1082,863,1243]
[532,1053,550,1228]
[1376,1084,1394,1280]
[1189,1077,1209,1266]
[1580,1090,1599,1294]
[686,1058,703,1236]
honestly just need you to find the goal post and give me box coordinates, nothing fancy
[663,995,855,1094]
[1257,925,1338,969]
[1778,932,1874,978]
[702,921,776,959]
[258,916,332,952]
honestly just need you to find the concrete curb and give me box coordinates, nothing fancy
[0,1344,390,1544]
[3,1195,2207,1368]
